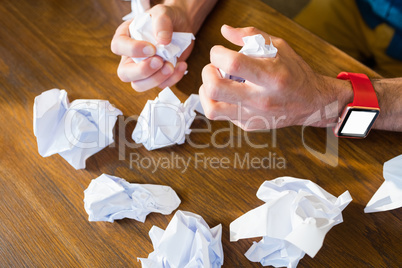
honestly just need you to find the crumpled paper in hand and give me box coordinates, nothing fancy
[365,154,402,213]
[139,210,224,267]
[230,177,352,268]
[122,0,151,21]
[132,87,204,150]
[129,12,195,66]
[33,89,122,170]
[220,34,277,82]
[84,174,181,222]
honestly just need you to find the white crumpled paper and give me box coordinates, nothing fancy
[132,87,204,150]
[84,174,181,222]
[365,154,402,213]
[220,34,278,82]
[33,89,122,170]
[230,177,352,268]
[123,0,151,21]
[129,12,195,66]
[139,210,224,267]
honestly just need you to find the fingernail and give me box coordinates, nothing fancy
[143,45,155,56]
[178,62,187,72]
[157,31,171,41]
[150,57,163,69]
[161,64,174,75]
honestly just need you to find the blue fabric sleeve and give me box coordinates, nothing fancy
[356,0,402,60]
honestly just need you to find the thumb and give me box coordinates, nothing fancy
[150,6,174,45]
[221,25,273,47]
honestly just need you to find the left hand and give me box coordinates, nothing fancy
[111,4,193,92]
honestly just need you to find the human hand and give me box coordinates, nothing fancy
[111,4,193,92]
[199,25,353,130]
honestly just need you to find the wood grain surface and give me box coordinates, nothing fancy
[0,0,401,267]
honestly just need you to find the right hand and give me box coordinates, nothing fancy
[199,25,353,130]
[111,4,193,92]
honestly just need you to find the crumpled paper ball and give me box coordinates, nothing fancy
[33,89,122,169]
[84,174,181,222]
[230,177,352,268]
[132,87,204,150]
[139,210,224,267]
[129,12,195,66]
[365,154,402,213]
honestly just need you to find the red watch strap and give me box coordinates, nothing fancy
[337,72,379,108]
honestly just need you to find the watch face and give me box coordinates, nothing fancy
[336,107,380,138]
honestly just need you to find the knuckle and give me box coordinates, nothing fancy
[210,45,221,54]
[205,84,219,100]
[209,45,221,62]
[274,38,286,48]
[203,83,219,102]
[204,106,216,120]
[110,39,119,54]
[276,69,290,90]
[201,64,209,79]
[256,98,271,111]
[117,67,130,82]
[276,79,287,92]
[245,26,258,35]
[226,56,241,75]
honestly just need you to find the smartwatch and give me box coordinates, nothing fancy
[333,72,380,138]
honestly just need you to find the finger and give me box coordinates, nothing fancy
[199,85,251,121]
[111,20,156,57]
[210,45,275,84]
[131,61,175,92]
[149,5,173,45]
[158,62,188,89]
[201,64,256,105]
[221,25,282,49]
[117,56,164,82]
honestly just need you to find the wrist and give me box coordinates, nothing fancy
[333,73,383,138]
[305,75,354,128]
[327,75,354,118]
[163,0,217,34]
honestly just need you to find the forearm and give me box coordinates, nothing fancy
[163,0,218,34]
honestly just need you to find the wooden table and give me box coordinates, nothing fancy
[1,0,401,267]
